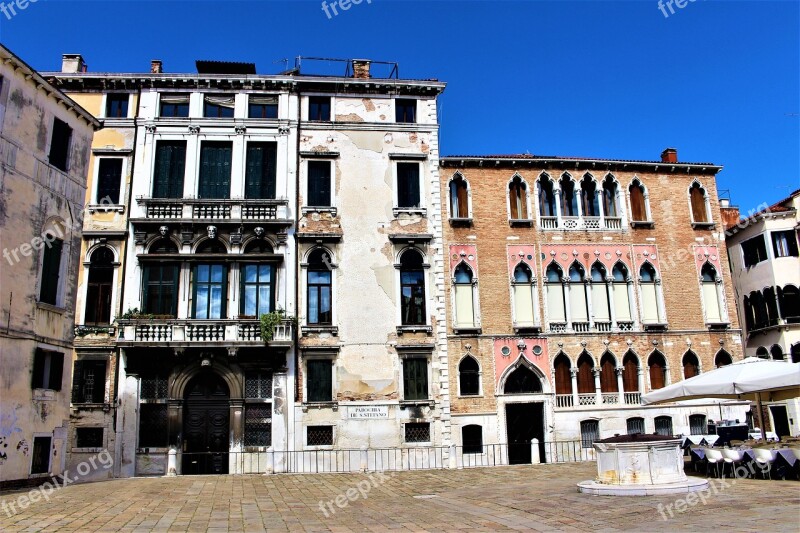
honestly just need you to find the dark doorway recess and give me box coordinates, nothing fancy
[506,402,545,465]
[182,372,230,475]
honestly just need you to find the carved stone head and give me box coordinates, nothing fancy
[206,225,217,239]
[254,226,265,239]
[159,225,169,237]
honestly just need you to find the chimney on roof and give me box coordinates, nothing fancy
[352,59,371,79]
[720,203,740,231]
[661,148,678,163]
[62,54,86,73]
[151,60,163,74]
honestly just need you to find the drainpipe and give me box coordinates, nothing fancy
[112,85,141,476]
[293,84,301,404]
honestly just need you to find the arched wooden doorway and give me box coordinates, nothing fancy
[182,371,230,475]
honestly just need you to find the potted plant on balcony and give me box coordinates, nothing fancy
[259,308,294,342]
[118,307,175,320]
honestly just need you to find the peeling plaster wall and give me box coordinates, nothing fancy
[296,93,450,451]
[0,61,94,483]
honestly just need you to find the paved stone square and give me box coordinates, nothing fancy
[1,462,799,532]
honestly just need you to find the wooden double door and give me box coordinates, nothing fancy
[182,372,230,475]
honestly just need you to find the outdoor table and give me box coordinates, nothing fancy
[748,431,779,441]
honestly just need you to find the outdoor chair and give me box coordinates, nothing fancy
[752,447,776,480]
[721,448,747,478]
[704,448,724,478]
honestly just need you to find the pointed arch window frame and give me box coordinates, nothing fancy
[628,177,654,228]
[507,174,533,226]
[447,172,472,225]
[510,260,540,332]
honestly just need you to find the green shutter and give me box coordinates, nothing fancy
[153,142,186,198]
[198,142,232,199]
[49,352,64,391]
[245,143,276,200]
[32,349,45,389]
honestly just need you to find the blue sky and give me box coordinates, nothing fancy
[1,0,797,212]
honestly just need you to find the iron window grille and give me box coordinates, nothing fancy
[76,427,104,448]
[404,422,431,443]
[307,426,333,446]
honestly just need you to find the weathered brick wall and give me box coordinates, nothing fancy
[439,161,743,415]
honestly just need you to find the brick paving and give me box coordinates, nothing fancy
[1,462,799,532]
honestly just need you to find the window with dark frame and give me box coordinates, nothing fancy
[689,183,709,223]
[96,158,123,204]
[48,117,72,172]
[307,249,332,325]
[138,404,168,448]
[31,349,63,391]
[30,437,51,474]
[248,95,278,119]
[152,141,186,198]
[85,247,114,325]
[626,417,645,435]
[462,425,483,454]
[742,235,769,267]
[404,422,430,443]
[308,96,331,121]
[306,359,333,402]
[395,99,416,123]
[772,230,799,258]
[402,357,428,401]
[458,356,480,396]
[244,142,277,199]
[629,180,648,222]
[396,162,421,208]
[244,405,272,447]
[307,425,333,446]
[241,264,275,317]
[39,235,63,305]
[245,372,273,399]
[654,416,674,436]
[75,428,104,448]
[142,263,179,316]
[71,360,107,404]
[307,161,332,207]
[192,264,227,319]
[159,94,190,117]
[580,420,599,448]
[689,414,707,436]
[203,94,235,118]
[400,250,426,326]
[105,94,129,118]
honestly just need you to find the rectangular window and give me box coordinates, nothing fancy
[395,99,416,123]
[244,405,272,447]
[244,142,277,199]
[140,374,169,400]
[31,349,64,390]
[30,437,52,474]
[96,158,123,204]
[626,417,645,435]
[402,357,428,401]
[307,269,332,325]
[306,359,333,402]
[159,94,190,117]
[142,264,179,316]
[75,428,104,448]
[203,94,235,118]
[454,284,475,328]
[742,235,768,267]
[198,141,232,199]
[580,420,599,448]
[245,372,273,399]
[772,230,799,258]
[307,161,332,207]
[308,96,330,121]
[241,264,275,316]
[39,236,63,305]
[404,423,430,443]
[248,95,278,119]
[689,414,707,436]
[396,163,421,208]
[48,117,72,172]
[105,94,129,118]
[152,141,186,198]
[654,416,673,437]
[71,360,107,404]
[307,425,333,446]
[193,264,227,319]
[138,404,168,448]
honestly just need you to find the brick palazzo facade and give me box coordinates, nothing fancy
[439,150,749,462]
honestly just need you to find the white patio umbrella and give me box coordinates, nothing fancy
[641,358,800,440]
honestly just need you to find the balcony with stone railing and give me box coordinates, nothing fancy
[133,198,292,225]
[117,318,293,348]
[554,390,642,410]
[538,215,624,231]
